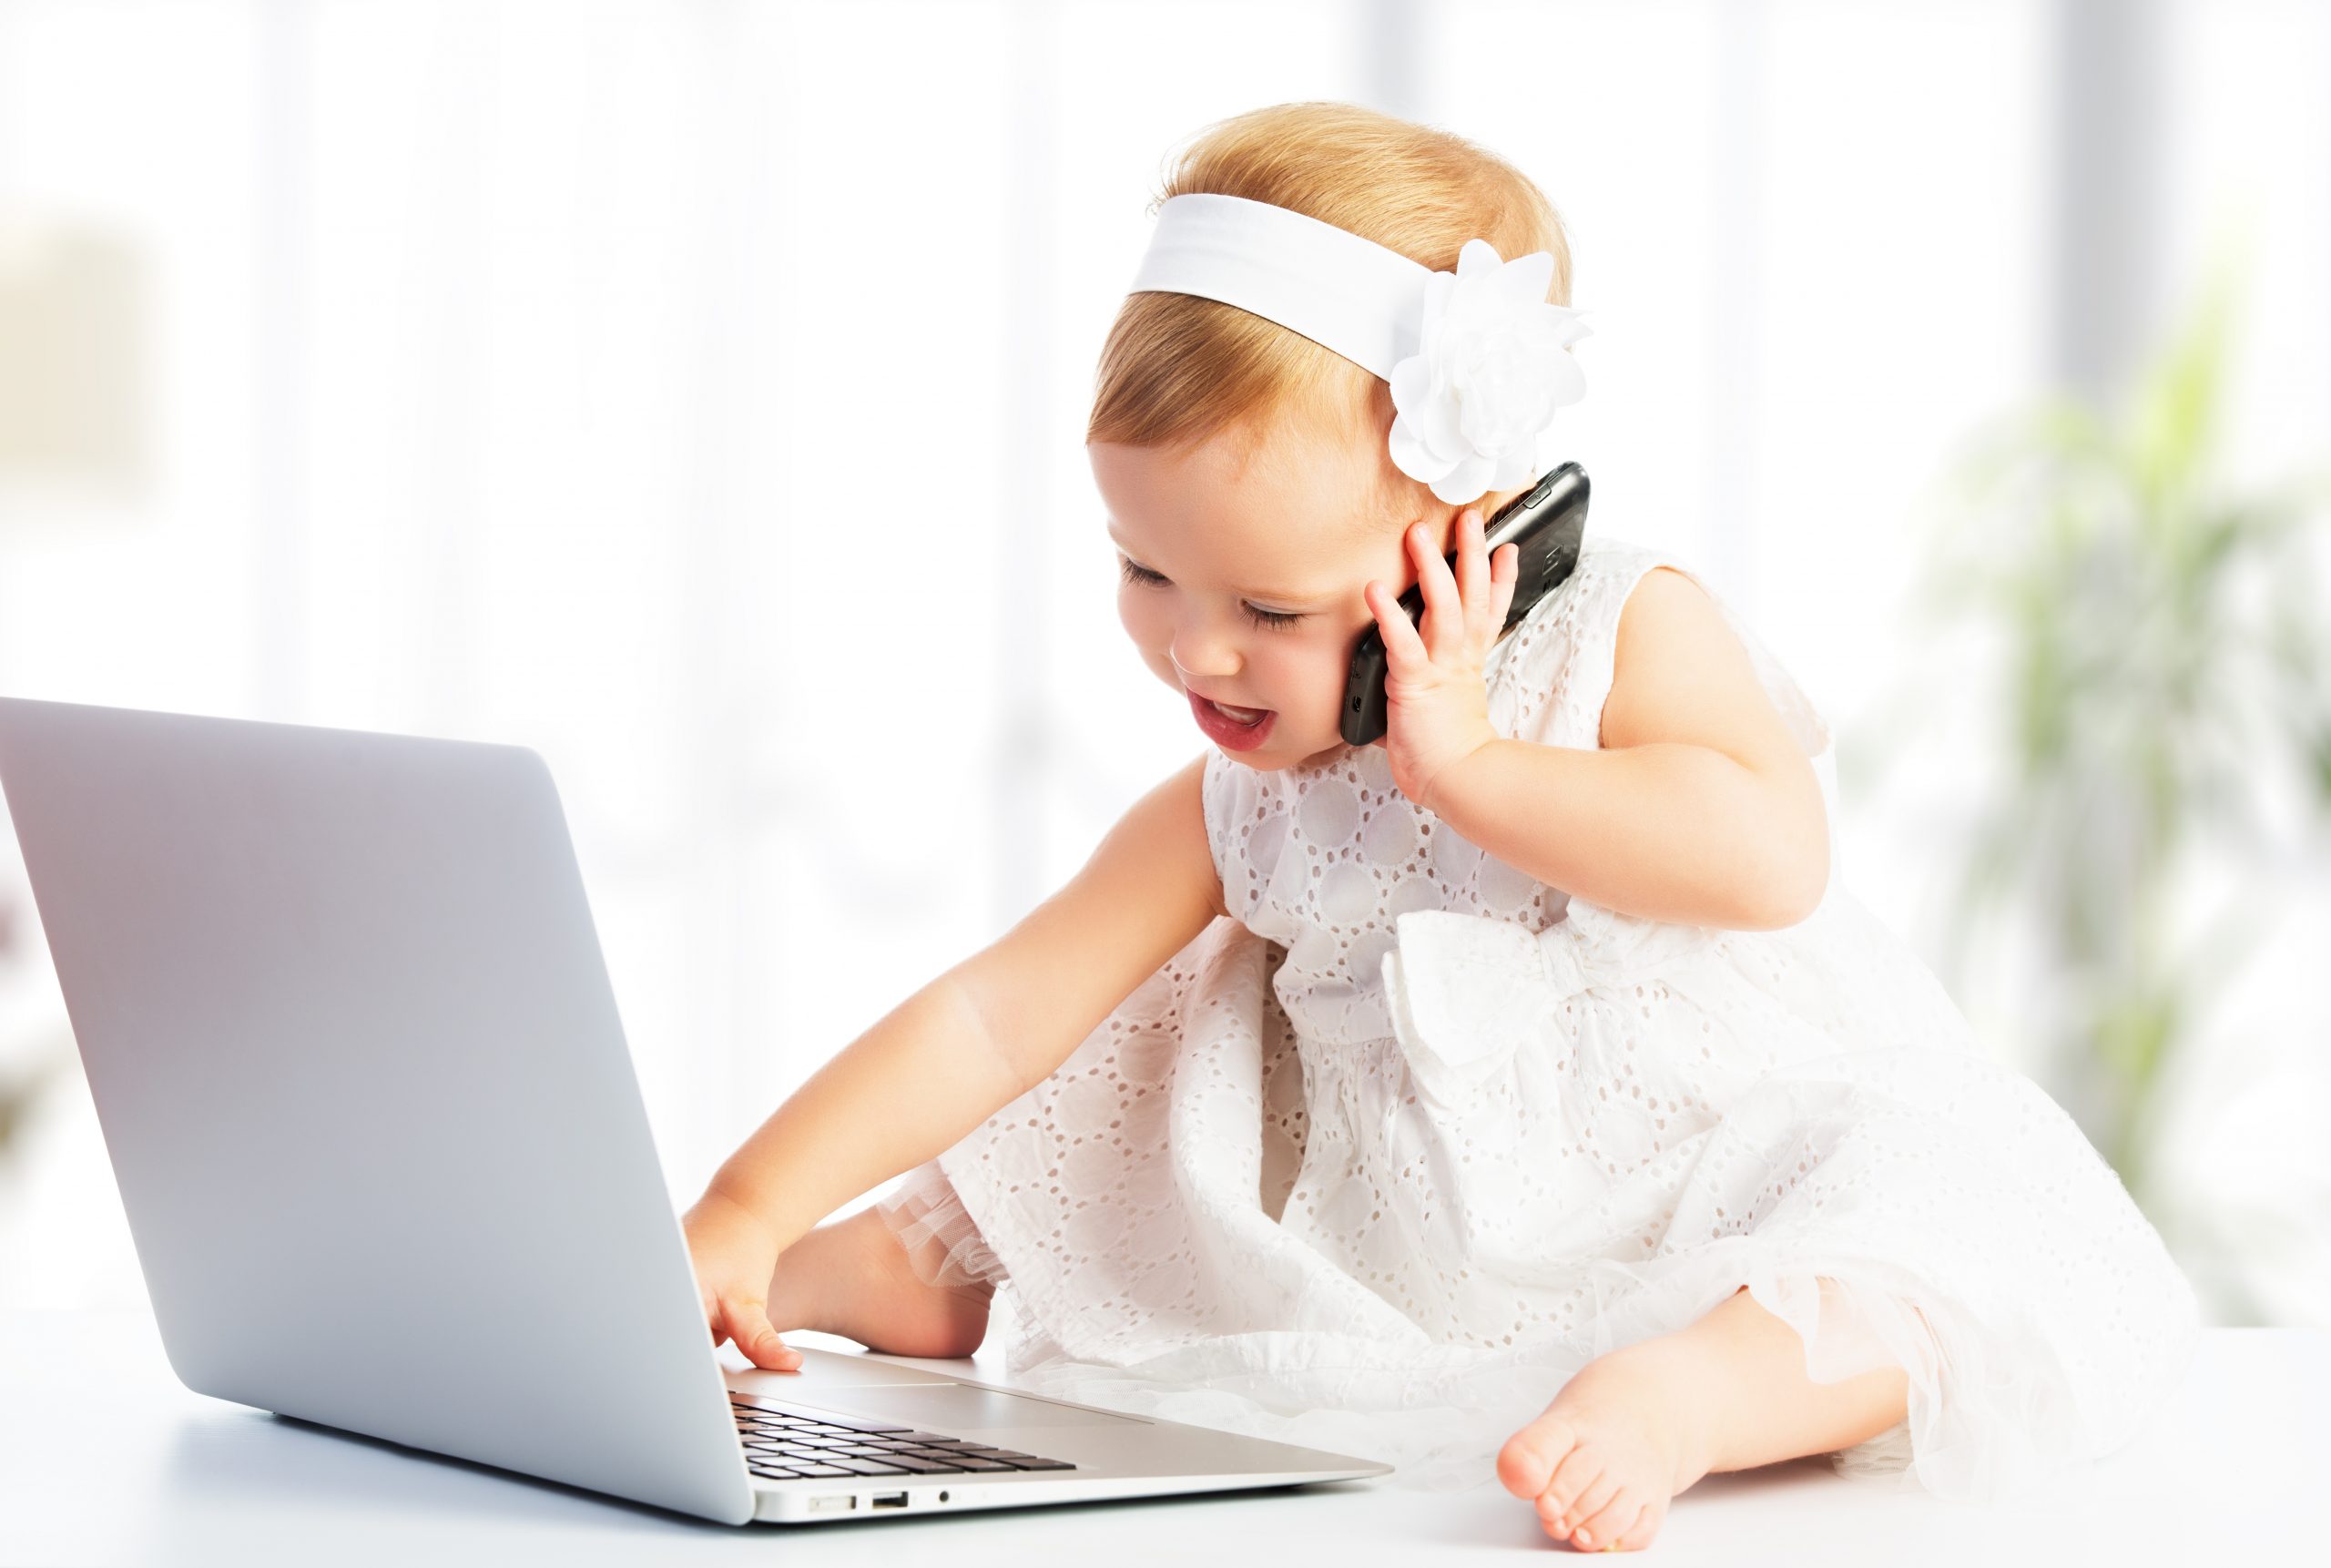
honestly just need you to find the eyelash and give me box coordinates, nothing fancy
[1117,556,1305,629]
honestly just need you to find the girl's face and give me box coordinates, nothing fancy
[1091,422,1488,772]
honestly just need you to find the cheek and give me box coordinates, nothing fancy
[1249,635,1348,708]
[1117,586,1164,645]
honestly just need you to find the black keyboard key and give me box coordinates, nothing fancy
[874,1455,962,1474]
[747,1463,805,1479]
[735,1398,912,1434]
[788,1464,860,1478]
[825,1458,911,1476]
[943,1456,1018,1471]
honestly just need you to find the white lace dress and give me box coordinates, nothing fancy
[877,535,2199,1500]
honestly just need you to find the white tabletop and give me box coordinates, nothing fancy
[3,1308,2322,1565]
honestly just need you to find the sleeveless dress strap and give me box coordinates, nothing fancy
[1202,743,1267,924]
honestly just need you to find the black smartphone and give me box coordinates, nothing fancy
[1340,460,1590,747]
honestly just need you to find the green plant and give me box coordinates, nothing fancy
[1844,239,2331,1217]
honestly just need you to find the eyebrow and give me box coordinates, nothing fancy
[1104,521,1337,606]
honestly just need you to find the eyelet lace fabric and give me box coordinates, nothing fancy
[879,535,2199,1499]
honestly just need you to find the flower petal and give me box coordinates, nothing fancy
[1389,352,1434,418]
[1491,250,1556,315]
[1429,451,1495,505]
[1405,361,1469,463]
[1454,237,1503,280]
[1490,444,1537,492]
[1387,412,1453,486]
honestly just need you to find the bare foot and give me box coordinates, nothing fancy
[764,1205,994,1366]
[1496,1337,1715,1552]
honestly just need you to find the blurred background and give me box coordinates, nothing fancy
[0,0,2324,1328]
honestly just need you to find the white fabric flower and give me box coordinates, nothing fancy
[1386,239,1591,505]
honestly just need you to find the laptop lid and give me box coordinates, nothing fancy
[0,696,759,1525]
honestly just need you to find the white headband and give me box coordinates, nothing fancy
[1126,191,1592,505]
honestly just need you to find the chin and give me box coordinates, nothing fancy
[1220,733,1349,773]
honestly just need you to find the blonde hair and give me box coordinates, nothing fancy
[1087,101,1574,523]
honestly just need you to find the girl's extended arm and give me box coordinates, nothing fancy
[1422,567,1830,930]
[697,751,1226,1252]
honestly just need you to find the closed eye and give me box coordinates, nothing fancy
[1117,555,1305,629]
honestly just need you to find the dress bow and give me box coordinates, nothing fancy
[1379,899,1720,1106]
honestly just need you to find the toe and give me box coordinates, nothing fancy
[1542,1439,1605,1523]
[1610,1497,1666,1552]
[1497,1417,1575,1500]
[1550,1466,1621,1540]
[1534,1492,1569,1541]
[1573,1492,1644,1553]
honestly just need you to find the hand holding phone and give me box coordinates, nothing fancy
[1340,462,1591,748]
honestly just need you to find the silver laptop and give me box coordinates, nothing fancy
[0,694,1392,1525]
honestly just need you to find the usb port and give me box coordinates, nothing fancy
[871,1491,910,1509]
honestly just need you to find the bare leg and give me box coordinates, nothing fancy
[761,1204,995,1363]
[1497,1281,1912,1552]
[1674,1282,1913,1472]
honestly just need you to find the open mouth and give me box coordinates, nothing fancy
[1187,690,1277,750]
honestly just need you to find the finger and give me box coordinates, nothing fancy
[746,1313,802,1371]
[1407,522,1459,656]
[1491,542,1519,630]
[1458,513,1503,647]
[720,1297,802,1370]
[1366,579,1430,672]
[1454,507,1487,620]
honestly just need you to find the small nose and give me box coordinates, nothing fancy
[1170,616,1242,683]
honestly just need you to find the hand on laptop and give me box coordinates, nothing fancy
[683,1187,803,1372]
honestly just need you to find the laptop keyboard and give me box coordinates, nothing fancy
[729,1393,1078,1481]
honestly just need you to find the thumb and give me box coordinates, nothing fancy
[721,1296,801,1371]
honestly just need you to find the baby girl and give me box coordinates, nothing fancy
[684,101,2196,1551]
